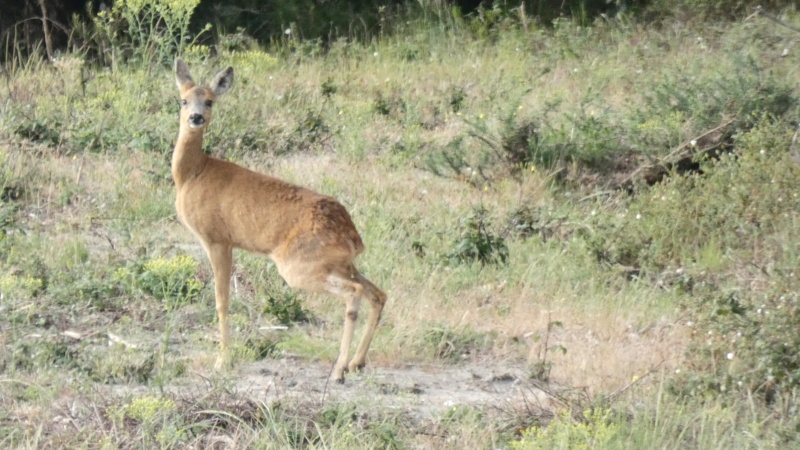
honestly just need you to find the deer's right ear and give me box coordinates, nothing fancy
[174,59,195,90]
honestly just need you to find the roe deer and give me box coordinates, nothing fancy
[172,59,386,382]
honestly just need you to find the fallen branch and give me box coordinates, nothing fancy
[616,118,736,189]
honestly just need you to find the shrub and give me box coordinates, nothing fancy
[88,0,209,66]
[263,292,310,326]
[447,206,509,266]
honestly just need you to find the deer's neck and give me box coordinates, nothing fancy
[172,127,209,187]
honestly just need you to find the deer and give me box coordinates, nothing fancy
[172,59,386,383]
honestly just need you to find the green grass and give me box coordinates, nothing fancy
[2,4,800,449]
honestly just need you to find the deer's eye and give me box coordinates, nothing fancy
[205,100,213,107]
[181,99,187,106]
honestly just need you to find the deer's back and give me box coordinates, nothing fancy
[175,157,364,259]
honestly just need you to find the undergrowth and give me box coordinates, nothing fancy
[2,1,800,448]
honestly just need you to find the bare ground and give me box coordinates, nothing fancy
[234,357,553,421]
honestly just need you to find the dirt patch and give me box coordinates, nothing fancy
[234,357,554,421]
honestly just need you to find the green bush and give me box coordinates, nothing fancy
[446,206,509,266]
[263,292,310,326]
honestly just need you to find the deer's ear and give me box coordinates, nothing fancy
[210,67,234,97]
[174,59,195,90]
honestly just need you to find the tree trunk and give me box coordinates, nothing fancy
[38,0,53,61]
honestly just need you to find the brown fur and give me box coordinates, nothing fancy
[172,59,386,382]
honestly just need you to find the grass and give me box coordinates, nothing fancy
[2,4,800,448]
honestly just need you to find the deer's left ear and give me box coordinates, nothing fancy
[210,67,234,97]
[174,59,195,90]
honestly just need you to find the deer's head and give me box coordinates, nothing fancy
[174,59,234,131]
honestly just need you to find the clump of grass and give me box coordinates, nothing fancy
[422,324,494,362]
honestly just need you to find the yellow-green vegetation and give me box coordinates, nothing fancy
[512,408,619,450]
[2,1,800,448]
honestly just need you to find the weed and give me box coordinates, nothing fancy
[511,407,620,450]
[529,319,566,382]
[449,86,467,112]
[447,206,508,266]
[321,77,337,97]
[263,292,310,326]
[115,255,203,310]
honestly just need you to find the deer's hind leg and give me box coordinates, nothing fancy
[323,274,365,383]
[277,258,384,383]
[347,274,386,373]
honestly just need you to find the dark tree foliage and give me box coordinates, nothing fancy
[0,0,796,62]
[0,1,104,55]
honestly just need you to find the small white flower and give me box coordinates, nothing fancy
[591,210,597,216]
[635,213,642,220]
[690,139,697,147]
[727,352,734,360]
[675,369,681,374]
[782,48,789,57]
[373,52,379,57]
[760,149,766,155]
[686,321,694,327]
[284,28,292,35]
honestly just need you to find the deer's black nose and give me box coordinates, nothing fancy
[189,114,205,126]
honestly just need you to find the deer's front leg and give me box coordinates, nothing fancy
[205,243,233,370]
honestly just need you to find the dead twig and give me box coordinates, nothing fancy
[602,359,666,403]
